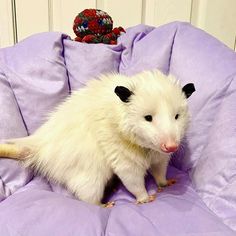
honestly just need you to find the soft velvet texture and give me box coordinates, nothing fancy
[0,22,235,235]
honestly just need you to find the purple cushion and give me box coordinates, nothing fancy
[169,23,236,230]
[0,22,235,235]
[64,40,122,90]
[0,33,70,134]
[0,166,234,236]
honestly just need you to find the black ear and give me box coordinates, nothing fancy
[114,86,133,103]
[182,83,195,98]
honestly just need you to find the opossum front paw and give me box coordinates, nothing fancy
[158,178,177,189]
[136,194,156,204]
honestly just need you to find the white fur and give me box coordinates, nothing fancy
[12,70,190,205]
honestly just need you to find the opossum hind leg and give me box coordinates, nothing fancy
[67,172,114,207]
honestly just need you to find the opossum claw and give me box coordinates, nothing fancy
[167,178,177,186]
[103,201,115,208]
[136,194,156,204]
[157,187,164,192]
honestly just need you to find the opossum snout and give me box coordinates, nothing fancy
[160,142,179,153]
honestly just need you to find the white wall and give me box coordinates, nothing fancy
[0,0,236,51]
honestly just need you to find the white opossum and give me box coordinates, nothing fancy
[0,70,195,206]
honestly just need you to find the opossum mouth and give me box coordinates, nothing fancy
[160,149,176,154]
[134,133,166,153]
[160,144,179,153]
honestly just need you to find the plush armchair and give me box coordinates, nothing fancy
[0,22,235,236]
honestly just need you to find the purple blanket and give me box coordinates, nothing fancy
[0,22,236,236]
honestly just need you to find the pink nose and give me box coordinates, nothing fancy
[161,143,179,153]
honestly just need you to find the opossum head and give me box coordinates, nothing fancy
[114,71,195,154]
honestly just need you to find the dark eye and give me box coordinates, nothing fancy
[144,115,152,122]
[175,114,179,120]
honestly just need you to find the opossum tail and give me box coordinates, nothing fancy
[0,137,33,160]
[0,143,24,159]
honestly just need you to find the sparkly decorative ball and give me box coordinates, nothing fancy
[73,9,125,44]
